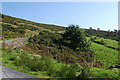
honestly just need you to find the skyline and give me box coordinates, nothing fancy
[2,2,118,31]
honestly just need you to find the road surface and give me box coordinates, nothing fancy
[2,66,36,78]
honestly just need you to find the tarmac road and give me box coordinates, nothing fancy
[2,66,36,78]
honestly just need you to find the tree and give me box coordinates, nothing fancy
[108,30,110,32]
[62,24,90,51]
[89,27,92,30]
[97,28,100,30]
[114,29,117,33]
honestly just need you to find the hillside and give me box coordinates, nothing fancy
[2,14,120,78]
[2,14,119,41]
[2,14,65,40]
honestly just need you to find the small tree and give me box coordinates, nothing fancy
[62,24,90,51]
[97,28,100,30]
[89,27,92,30]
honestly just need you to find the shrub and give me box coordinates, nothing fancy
[100,40,106,45]
[56,65,76,78]
[62,24,90,51]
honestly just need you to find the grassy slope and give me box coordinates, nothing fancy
[2,49,76,78]
[2,33,119,78]
[2,51,50,78]
[2,14,65,31]
[86,36,119,68]
[2,14,65,40]
[2,21,64,40]
[91,42,118,68]
[92,36,118,49]
[2,49,119,78]
[2,14,119,78]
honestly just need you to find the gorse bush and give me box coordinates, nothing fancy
[62,24,90,51]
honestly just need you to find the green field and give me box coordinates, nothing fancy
[86,36,119,68]
[91,42,118,68]
[91,36,118,49]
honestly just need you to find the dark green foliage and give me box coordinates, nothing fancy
[56,65,76,78]
[90,37,97,41]
[28,30,60,47]
[85,29,118,41]
[62,24,90,51]
[71,63,83,72]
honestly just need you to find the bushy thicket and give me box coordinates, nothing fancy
[62,25,90,51]
[27,29,94,65]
